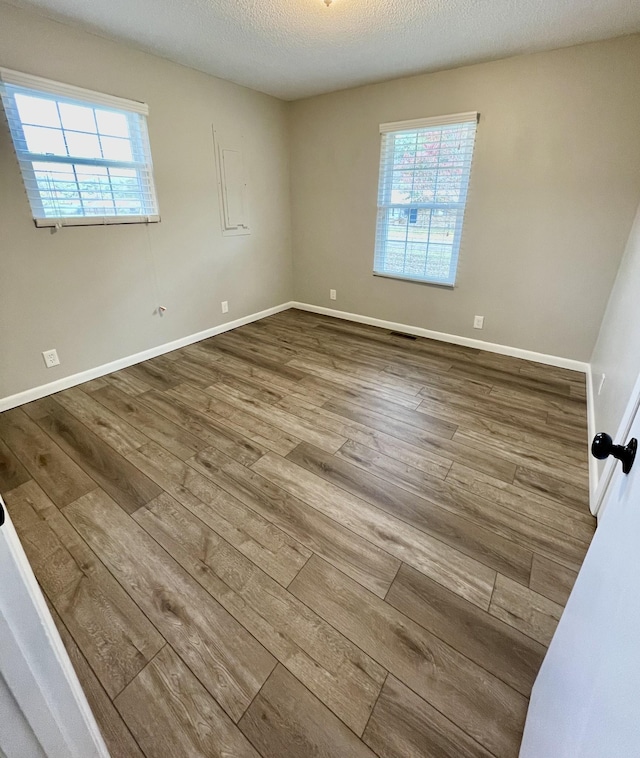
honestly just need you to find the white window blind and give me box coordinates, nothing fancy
[0,68,159,227]
[374,112,478,286]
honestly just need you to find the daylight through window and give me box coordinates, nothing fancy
[373,112,478,286]
[0,68,159,227]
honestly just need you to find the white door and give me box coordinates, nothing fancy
[520,409,640,757]
[0,497,109,758]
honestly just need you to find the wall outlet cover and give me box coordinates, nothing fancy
[330,289,337,300]
[42,349,60,368]
[221,301,229,314]
[473,315,484,329]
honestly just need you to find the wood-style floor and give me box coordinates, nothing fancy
[0,309,595,758]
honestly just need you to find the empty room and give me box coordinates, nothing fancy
[1,0,640,756]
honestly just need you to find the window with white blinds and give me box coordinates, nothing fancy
[373,113,478,286]
[0,68,159,227]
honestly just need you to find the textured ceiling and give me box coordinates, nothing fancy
[6,0,640,99]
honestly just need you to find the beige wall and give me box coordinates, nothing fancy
[3,7,640,404]
[289,36,640,361]
[591,201,640,468]
[0,2,292,400]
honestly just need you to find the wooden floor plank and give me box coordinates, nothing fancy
[166,383,302,457]
[290,556,527,758]
[121,361,182,391]
[529,554,579,606]
[20,396,60,420]
[91,384,211,460]
[386,363,494,397]
[453,428,587,487]
[0,408,95,507]
[177,354,285,404]
[104,369,154,397]
[320,398,517,483]
[140,389,268,464]
[189,446,400,597]
[386,563,545,696]
[277,394,453,481]
[519,362,586,385]
[488,384,586,424]
[297,373,423,410]
[128,442,310,586]
[489,574,563,646]
[288,442,533,584]
[301,381,459,440]
[47,602,146,758]
[330,446,588,569]
[203,384,349,454]
[35,403,161,514]
[447,361,574,399]
[419,383,548,427]
[319,396,458,444]
[252,452,496,609]
[53,387,149,455]
[418,395,588,452]
[288,355,423,400]
[183,345,305,397]
[134,492,385,734]
[0,436,31,495]
[238,664,377,758]
[212,330,301,365]
[5,481,164,698]
[64,489,276,722]
[446,462,594,534]
[514,465,590,512]
[289,352,429,397]
[199,339,308,383]
[363,675,494,758]
[115,645,260,758]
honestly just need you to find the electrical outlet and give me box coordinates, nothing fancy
[598,373,606,395]
[42,349,60,368]
[330,289,337,301]
[473,315,484,329]
[221,301,229,314]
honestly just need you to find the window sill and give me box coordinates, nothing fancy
[34,215,160,228]
[373,271,455,288]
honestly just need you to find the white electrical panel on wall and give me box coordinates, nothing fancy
[213,129,250,236]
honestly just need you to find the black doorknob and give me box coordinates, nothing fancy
[591,433,637,474]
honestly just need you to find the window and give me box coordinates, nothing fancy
[373,112,478,286]
[0,68,159,227]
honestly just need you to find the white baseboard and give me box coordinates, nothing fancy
[290,302,590,373]
[0,302,293,412]
[585,364,599,513]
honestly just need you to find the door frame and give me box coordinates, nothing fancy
[0,501,109,757]
[592,368,640,518]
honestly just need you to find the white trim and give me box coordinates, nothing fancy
[0,302,292,412]
[586,364,599,513]
[591,368,640,518]
[0,67,148,114]
[1,296,590,422]
[0,503,109,756]
[380,111,479,133]
[290,302,589,372]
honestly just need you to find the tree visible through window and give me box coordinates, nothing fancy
[373,113,478,286]
[0,68,159,227]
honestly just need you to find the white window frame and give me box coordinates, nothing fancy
[373,112,479,287]
[0,68,160,228]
